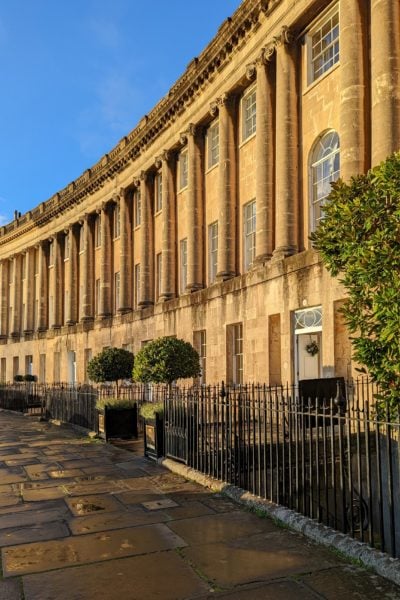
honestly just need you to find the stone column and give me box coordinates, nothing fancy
[99,204,112,317]
[273,27,299,259]
[37,241,48,331]
[81,214,94,321]
[52,234,63,328]
[11,255,22,337]
[254,46,275,263]
[214,93,237,280]
[371,0,400,165]
[159,151,176,301]
[340,0,368,180]
[24,248,35,333]
[118,188,132,312]
[66,224,79,324]
[0,261,9,338]
[184,124,203,291]
[139,171,154,307]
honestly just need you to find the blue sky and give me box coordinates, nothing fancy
[0,0,241,225]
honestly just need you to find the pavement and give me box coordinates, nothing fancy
[0,411,399,600]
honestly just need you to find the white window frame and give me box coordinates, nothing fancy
[307,7,339,85]
[113,204,120,239]
[95,215,101,248]
[241,86,256,142]
[310,130,340,232]
[227,323,243,386]
[180,238,188,293]
[207,121,219,169]
[134,190,141,227]
[156,252,162,300]
[114,271,120,313]
[155,173,163,213]
[208,221,218,284]
[134,264,141,308]
[179,149,188,191]
[194,330,207,385]
[243,200,256,272]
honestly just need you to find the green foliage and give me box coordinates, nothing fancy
[24,374,37,382]
[14,374,24,382]
[87,347,134,392]
[139,401,164,420]
[95,396,137,411]
[132,337,201,385]
[311,152,400,406]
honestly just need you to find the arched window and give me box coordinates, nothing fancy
[310,131,340,231]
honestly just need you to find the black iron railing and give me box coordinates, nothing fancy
[163,379,400,559]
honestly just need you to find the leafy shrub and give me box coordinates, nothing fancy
[139,401,164,420]
[132,337,201,385]
[87,347,134,397]
[95,396,137,411]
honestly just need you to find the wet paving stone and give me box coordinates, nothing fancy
[168,511,277,546]
[0,579,22,600]
[63,480,126,495]
[21,487,68,502]
[0,521,69,547]
[300,565,400,598]
[114,490,168,506]
[182,532,338,587]
[3,523,187,576]
[0,493,21,508]
[0,506,70,530]
[5,458,39,467]
[48,469,85,479]
[142,498,179,510]
[163,500,216,521]
[68,507,169,535]
[0,470,27,485]
[22,551,209,600]
[65,494,123,516]
[203,580,317,599]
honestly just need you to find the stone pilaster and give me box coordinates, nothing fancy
[99,204,112,317]
[254,45,275,263]
[214,93,237,280]
[11,255,22,337]
[52,234,63,328]
[340,0,368,180]
[81,214,94,322]
[24,248,35,333]
[273,27,298,259]
[66,224,79,324]
[158,151,176,301]
[37,241,48,331]
[0,261,9,338]
[371,0,400,165]
[185,124,203,291]
[139,171,154,307]
[118,188,132,312]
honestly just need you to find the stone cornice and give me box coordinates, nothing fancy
[0,0,283,247]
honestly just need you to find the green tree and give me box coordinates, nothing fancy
[311,152,400,407]
[87,347,134,397]
[132,337,201,388]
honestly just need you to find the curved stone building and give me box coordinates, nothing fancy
[0,0,399,384]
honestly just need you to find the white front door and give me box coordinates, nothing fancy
[296,332,322,381]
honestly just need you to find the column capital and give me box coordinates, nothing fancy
[245,62,256,81]
[273,25,294,47]
[260,42,276,64]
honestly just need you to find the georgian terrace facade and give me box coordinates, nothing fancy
[0,0,399,385]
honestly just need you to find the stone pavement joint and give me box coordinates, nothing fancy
[0,410,398,600]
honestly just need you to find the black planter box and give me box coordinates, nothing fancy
[144,413,164,460]
[98,405,138,441]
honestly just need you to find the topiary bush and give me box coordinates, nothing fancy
[87,347,134,397]
[132,336,201,387]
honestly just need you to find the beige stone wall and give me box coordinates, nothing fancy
[0,0,398,385]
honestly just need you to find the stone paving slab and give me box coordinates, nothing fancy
[168,511,277,545]
[0,470,27,485]
[3,523,187,576]
[68,507,170,535]
[65,493,123,516]
[22,551,209,600]
[0,579,22,600]
[21,487,68,502]
[0,493,21,508]
[114,490,169,506]
[0,506,69,530]
[182,531,338,587]
[0,521,69,547]
[201,580,318,599]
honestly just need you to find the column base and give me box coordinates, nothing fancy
[138,301,154,309]
[51,324,61,330]
[118,307,132,315]
[185,283,203,293]
[98,313,112,319]
[216,271,236,282]
[254,253,272,266]
[80,316,94,323]
[10,331,20,339]
[23,329,33,335]
[66,320,77,326]
[272,246,297,261]
[37,326,48,333]
[159,293,175,302]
